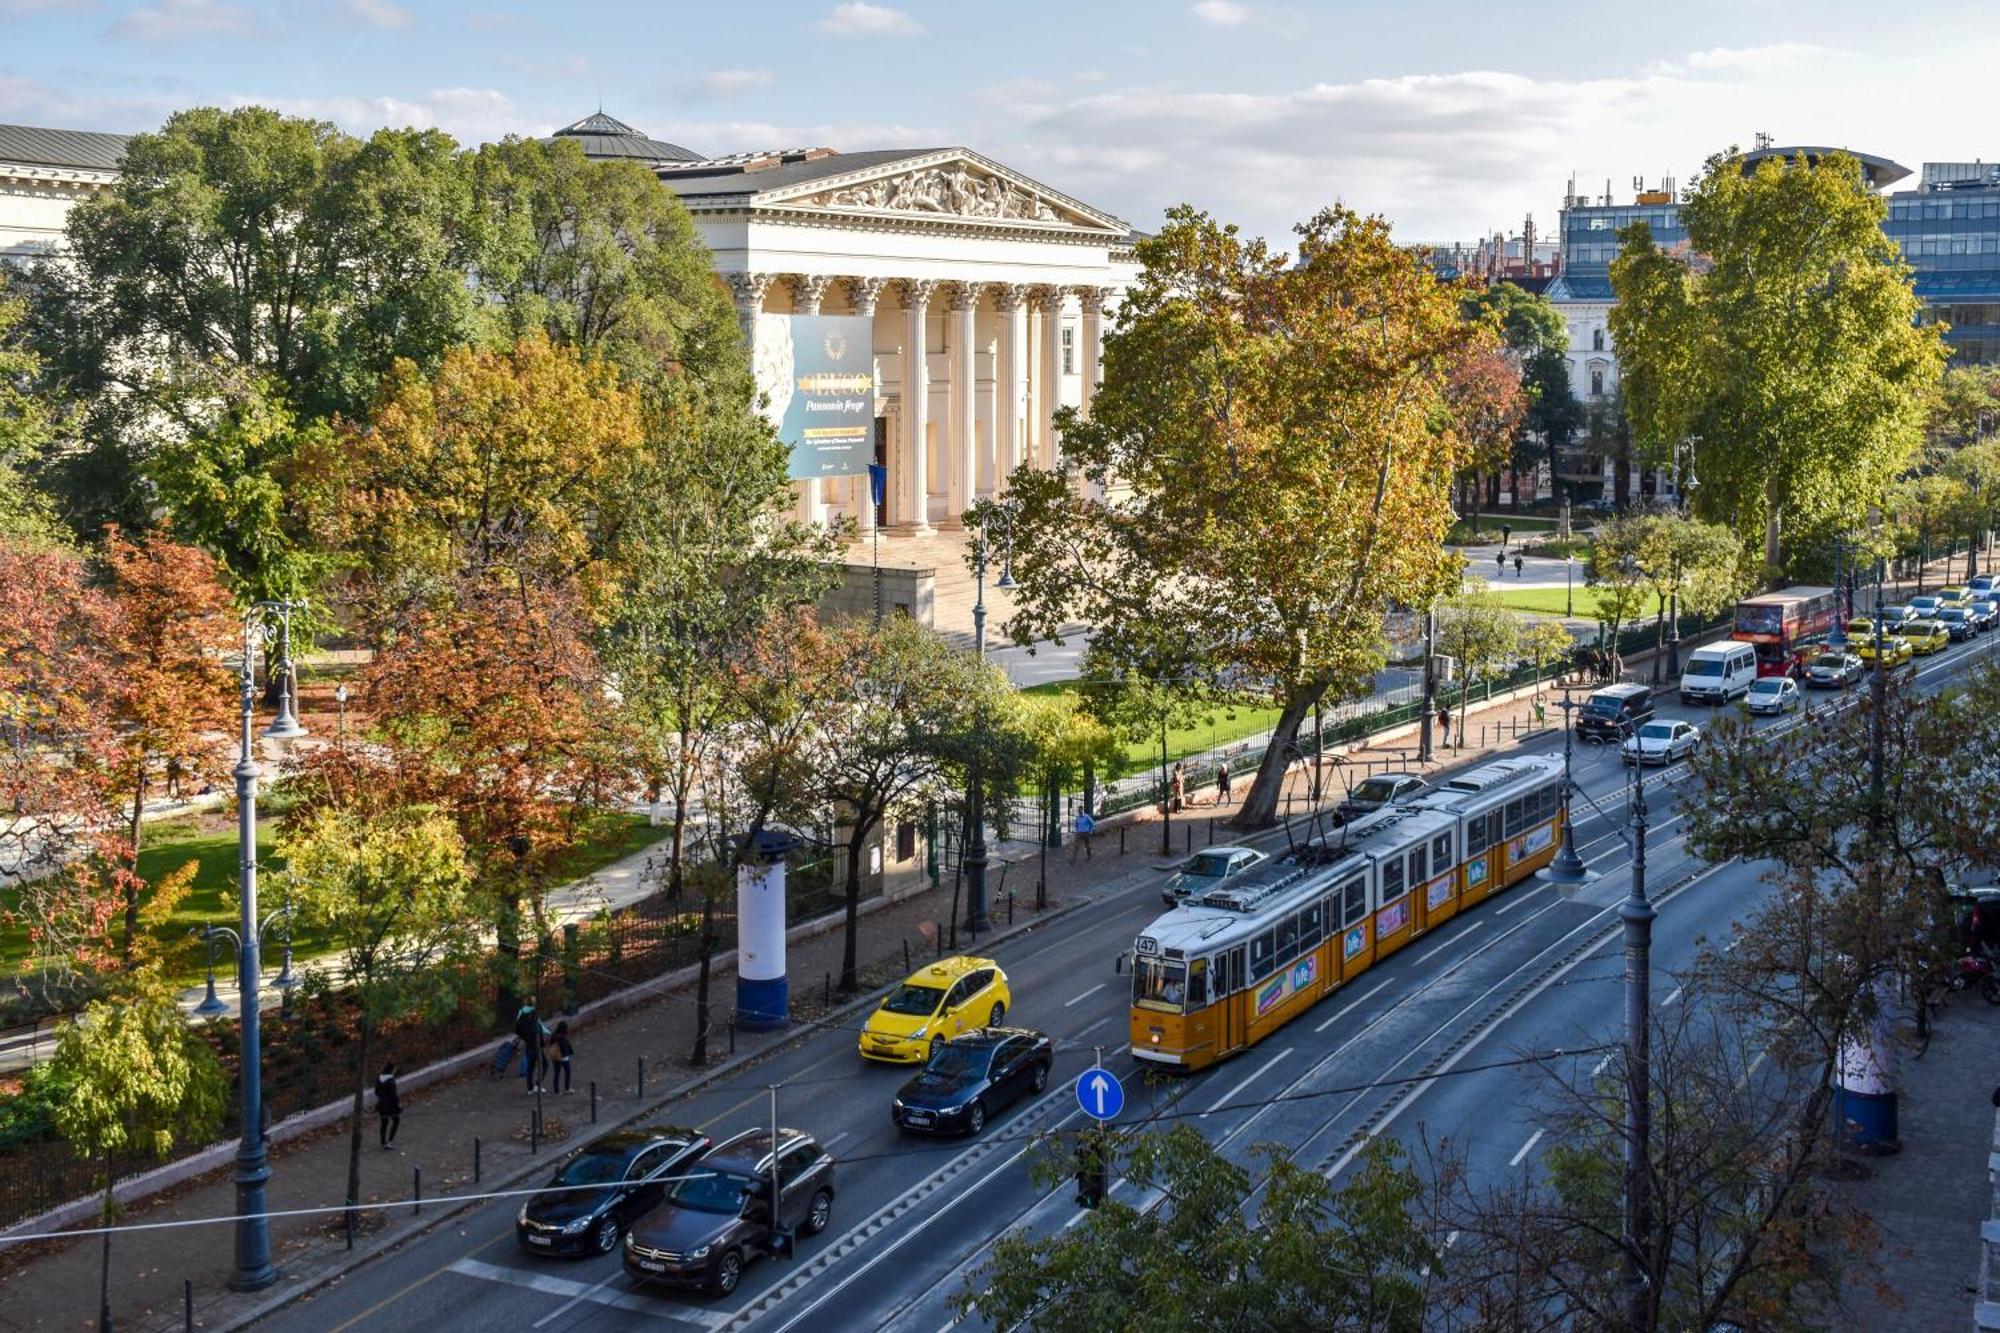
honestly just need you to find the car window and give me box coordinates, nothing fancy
[881,982,945,1017]
[993,1035,1027,1067]
[626,1144,670,1182]
[669,1169,757,1214]
[1350,777,1396,803]
[555,1149,631,1187]
[777,1142,818,1186]
[1685,660,1721,676]
[1638,723,1673,739]
[1749,679,1780,693]
[966,968,994,997]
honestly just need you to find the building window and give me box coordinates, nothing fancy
[1592,328,1605,352]
[1590,368,1605,398]
[1061,326,1076,375]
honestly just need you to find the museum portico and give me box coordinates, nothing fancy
[554,115,1139,533]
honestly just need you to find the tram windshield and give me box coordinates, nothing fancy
[1133,957,1187,1011]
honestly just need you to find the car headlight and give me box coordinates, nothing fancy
[561,1215,593,1234]
[689,1244,711,1260]
[517,1204,531,1226]
[911,1026,928,1039]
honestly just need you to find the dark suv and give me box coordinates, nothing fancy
[1574,682,1653,742]
[516,1125,710,1257]
[624,1129,836,1297]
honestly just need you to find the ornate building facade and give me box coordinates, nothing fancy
[0,124,127,263]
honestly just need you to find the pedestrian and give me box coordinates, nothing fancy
[375,1061,401,1148]
[550,1021,574,1094]
[514,1002,544,1093]
[1496,551,1506,577]
[1532,695,1546,729]
[1610,648,1625,681]
[1513,554,1524,578]
[1170,762,1186,814]
[1071,805,1096,862]
[1437,704,1452,748]
[1216,760,1232,805]
[1501,524,1512,549]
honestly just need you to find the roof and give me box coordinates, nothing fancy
[0,122,130,172]
[900,955,995,985]
[1740,144,1911,190]
[657,147,935,199]
[547,111,701,165]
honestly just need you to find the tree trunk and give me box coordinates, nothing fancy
[668,801,687,903]
[1651,599,1667,685]
[839,822,872,994]
[119,776,147,962]
[691,889,714,1065]
[98,1157,114,1332]
[1763,475,1783,574]
[1232,684,1322,829]
[345,1019,371,1230]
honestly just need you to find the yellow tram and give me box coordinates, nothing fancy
[1128,755,1567,1071]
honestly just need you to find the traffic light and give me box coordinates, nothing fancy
[1073,1134,1108,1209]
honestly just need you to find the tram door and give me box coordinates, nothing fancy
[1216,947,1246,1055]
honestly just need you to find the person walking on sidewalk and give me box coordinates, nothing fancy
[550,1021,575,1093]
[1071,805,1096,862]
[1495,551,1506,577]
[514,1002,545,1093]
[1437,704,1452,748]
[1216,760,1232,805]
[375,1061,401,1149]
[1170,762,1186,814]
[1512,554,1523,578]
[1610,648,1624,681]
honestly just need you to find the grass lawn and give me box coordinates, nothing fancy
[1,810,673,987]
[1487,585,1620,619]
[1021,683,1288,772]
[1447,513,1559,545]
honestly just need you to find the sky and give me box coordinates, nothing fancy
[2,0,1995,245]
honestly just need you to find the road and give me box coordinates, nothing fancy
[256,635,1995,1333]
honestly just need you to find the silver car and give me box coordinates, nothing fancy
[1621,719,1701,766]
[1160,846,1268,907]
[1745,676,1801,715]
[1804,652,1863,688]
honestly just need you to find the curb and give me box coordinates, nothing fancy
[208,890,1102,1333]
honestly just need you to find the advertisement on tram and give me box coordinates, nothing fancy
[1732,585,1841,677]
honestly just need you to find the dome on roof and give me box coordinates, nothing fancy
[547,111,703,164]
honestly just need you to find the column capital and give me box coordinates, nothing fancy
[1031,284,1067,314]
[724,271,775,309]
[947,281,983,312]
[991,283,1030,313]
[1078,286,1111,315]
[899,277,941,308]
[789,274,834,315]
[847,276,888,315]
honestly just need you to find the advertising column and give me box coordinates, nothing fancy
[736,830,797,1031]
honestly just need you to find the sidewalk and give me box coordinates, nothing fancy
[0,670,1573,1332]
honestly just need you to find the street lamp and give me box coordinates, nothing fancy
[334,682,348,743]
[966,501,1018,928]
[1616,715,1655,1333]
[1565,552,1575,619]
[221,601,308,1292]
[1540,688,1592,886]
[1666,440,1698,679]
[262,601,306,741]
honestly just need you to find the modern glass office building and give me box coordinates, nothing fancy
[1554,200,1688,302]
[1884,162,2000,364]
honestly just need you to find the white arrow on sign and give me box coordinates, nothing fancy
[1088,1071,1112,1116]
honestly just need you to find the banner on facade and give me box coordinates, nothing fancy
[757,313,876,481]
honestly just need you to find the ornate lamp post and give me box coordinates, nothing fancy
[1666,439,1698,678]
[1540,688,1592,886]
[965,501,1017,929]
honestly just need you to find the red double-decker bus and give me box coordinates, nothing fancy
[1732,585,1842,677]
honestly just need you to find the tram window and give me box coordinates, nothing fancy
[1432,832,1453,867]
[1134,957,1188,1009]
[1466,814,1488,852]
[1342,878,1367,925]
[1382,858,1404,899]
[1299,901,1323,949]
[1507,798,1525,837]
[1408,846,1427,882]
[1187,958,1208,1007]
[1249,930,1277,981]
[1275,913,1300,962]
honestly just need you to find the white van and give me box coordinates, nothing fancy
[1679,641,1759,706]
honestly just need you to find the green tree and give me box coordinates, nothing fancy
[1520,616,1576,698]
[1435,579,1518,747]
[0,273,61,547]
[1586,511,1657,644]
[962,1125,1437,1331]
[1611,148,1947,575]
[280,805,480,1230]
[1923,363,2000,459]
[989,205,1513,830]
[50,983,226,1330]
[1073,645,1212,856]
[1463,282,1580,498]
[1627,512,1745,680]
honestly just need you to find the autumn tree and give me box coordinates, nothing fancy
[1434,580,1518,747]
[281,805,479,1228]
[1462,281,1579,502]
[1611,148,1946,576]
[987,205,1513,829]
[50,982,226,1331]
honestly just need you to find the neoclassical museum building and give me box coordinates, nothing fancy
[0,113,1138,538]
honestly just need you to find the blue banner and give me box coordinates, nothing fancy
[764,314,876,481]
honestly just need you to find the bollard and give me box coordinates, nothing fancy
[903,939,911,974]
[1119,827,1127,855]
[590,1080,599,1124]
[1208,817,1215,846]
[637,1056,646,1100]
[185,1278,193,1332]
[346,1206,355,1250]
[824,971,831,1005]
[413,1166,422,1216]
[1008,892,1015,926]
[936,922,943,957]
[474,1136,482,1183]
[532,1106,541,1155]
[1116,951,1124,973]
[1185,825,1192,854]
[729,1019,737,1056]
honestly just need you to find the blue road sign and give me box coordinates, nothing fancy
[1075,1066,1125,1121]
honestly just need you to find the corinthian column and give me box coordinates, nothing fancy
[724,271,773,344]
[848,277,887,535]
[1079,287,1107,419]
[1034,286,1065,469]
[993,284,1028,484]
[949,283,981,521]
[901,279,938,534]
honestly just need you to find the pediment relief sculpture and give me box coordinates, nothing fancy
[801,165,1071,225]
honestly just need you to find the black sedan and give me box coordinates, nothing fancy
[891,1028,1053,1136]
[516,1125,710,1257]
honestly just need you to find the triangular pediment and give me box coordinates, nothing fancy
[753,149,1126,236]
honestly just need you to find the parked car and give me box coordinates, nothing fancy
[1744,676,1802,715]
[623,1129,836,1296]
[1333,772,1430,825]
[1970,598,2000,631]
[890,1027,1054,1136]
[1937,606,1977,641]
[1621,719,1701,766]
[1574,682,1654,742]
[1804,652,1864,689]
[859,956,1011,1064]
[517,1126,711,1257]
[1160,846,1270,907]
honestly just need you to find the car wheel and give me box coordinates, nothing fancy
[709,1249,744,1296]
[966,1100,987,1135]
[802,1188,833,1236]
[988,1001,1005,1027]
[1029,1061,1049,1093]
[592,1216,621,1254]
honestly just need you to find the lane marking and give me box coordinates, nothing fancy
[1494,887,1545,916]
[1204,1048,1292,1117]
[1591,1053,1612,1078]
[1412,923,1482,966]
[1661,985,1683,1007]
[1073,1014,1116,1040]
[532,1266,629,1330]
[1508,1129,1544,1168]
[1315,978,1393,1033]
[821,1130,852,1150]
[1063,982,1107,1008]
[1061,1210,1088,1231]
[447,1258,722,1328]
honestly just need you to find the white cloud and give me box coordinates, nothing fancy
[108,0,253,41]
[650,115,945,156]
[1192,0,1250,25]
[0,73,180,132]
[236,88,534,146]
[683,68,775,100]
[1,0,95,14]
[1682,42,1837,72]
[342,0,410,29]
[817,2,921,36]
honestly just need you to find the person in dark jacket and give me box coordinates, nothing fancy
[514,1003,544,1093]
[376,1061,401,1148]
[550,1021,575,1094]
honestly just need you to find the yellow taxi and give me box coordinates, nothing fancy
[859,956,1012,1064]
[1894,619,1950,655]
[1940,586,1973,608]
[1855,630,1913,667]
